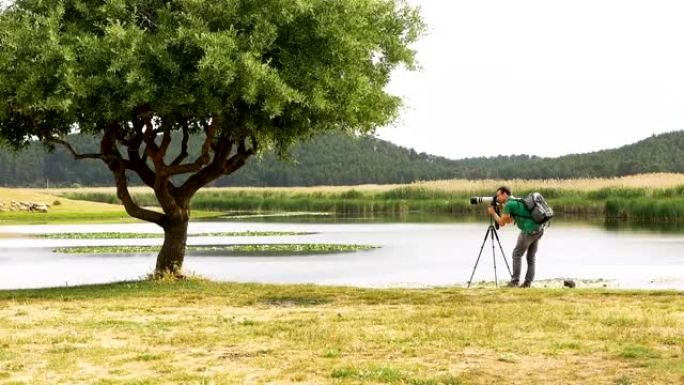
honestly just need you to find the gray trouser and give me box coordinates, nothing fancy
[510,229,544,284]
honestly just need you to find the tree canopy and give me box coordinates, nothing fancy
[0,0,424,275]
[0,0,422,146]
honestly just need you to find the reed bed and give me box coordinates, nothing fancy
[59,186,684,222]
[47,173,684,195]
[414,173,684,193]
[45,173,684,221]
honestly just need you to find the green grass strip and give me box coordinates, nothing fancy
[33,231,314,239]
[53,244,378,255]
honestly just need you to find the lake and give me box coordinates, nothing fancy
[1,217,683,290]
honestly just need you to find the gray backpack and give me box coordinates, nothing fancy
[514,193,554,224]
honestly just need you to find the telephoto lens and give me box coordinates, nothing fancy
[470,196,495,205]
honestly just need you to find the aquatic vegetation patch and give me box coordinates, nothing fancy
[53,244,378,255]
[33,231,314,239]
[220,211,331,219]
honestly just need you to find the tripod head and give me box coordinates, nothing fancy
[490,216,499,230]
[490,204,501,230]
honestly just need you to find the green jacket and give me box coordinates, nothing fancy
[503,199,540,234]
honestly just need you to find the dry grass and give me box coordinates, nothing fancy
[413,173,684,193]
[43,173,684,196]
[0,280,682,384]
[0,188,222,224]
[44,183,405,195]
[0,187,122,213]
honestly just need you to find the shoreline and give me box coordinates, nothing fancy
[2,277,682,293]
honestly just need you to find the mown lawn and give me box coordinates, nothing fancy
[0,280,682,384]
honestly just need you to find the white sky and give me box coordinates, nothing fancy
[378,0,684,159]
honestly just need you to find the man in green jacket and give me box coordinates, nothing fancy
[487,186,544,288]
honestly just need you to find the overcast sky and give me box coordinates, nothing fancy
[377,0,684,159]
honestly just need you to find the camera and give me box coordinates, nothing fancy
[470,196,497,206]
[471,195,501,229]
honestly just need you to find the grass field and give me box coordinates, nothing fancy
[0,188,217,225]
[0,187,128,223]
[0,280,682,384]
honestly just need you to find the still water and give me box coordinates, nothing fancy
[0,217,683,290]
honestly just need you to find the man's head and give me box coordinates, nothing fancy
[496,186,511,204]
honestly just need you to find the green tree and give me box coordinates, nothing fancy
[0,0,423,276]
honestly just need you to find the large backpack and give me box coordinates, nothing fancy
[513,192,554,225]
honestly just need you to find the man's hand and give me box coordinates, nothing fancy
[488,205,511,227]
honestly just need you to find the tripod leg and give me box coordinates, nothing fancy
[467,227,492,288]
[492,228,513,277]
[491,228,498,287]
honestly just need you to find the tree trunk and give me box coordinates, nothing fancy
[155,216,189,277]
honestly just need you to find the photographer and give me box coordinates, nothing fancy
[487,186,544,288]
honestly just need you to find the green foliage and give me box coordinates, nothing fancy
[0,0,423,149]
[606,197,684,221]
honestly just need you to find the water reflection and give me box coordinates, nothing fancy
[602,218,684,234]
[216,211,684,234]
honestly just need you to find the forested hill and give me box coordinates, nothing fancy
[0,130,683,187]
[454,130,684,180]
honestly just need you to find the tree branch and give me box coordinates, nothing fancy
[223,136,257,175]
[202,120,219,152]
[170,119,190,167]
[158,117,172,160]
[131,115,181,215]
[45,137,104,160]
[124,134,157,189]
[112,161,166,225]
[142,114,160,162]
[100,123,166,226]
[177,130,232,199]
[165,119,217,176]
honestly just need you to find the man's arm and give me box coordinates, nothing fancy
[487,206,513,227]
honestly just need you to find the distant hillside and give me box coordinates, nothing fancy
[1,130,683,187]
[453,130,684,180]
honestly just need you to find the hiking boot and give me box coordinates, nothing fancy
[520,281,532,288]
[505,281,519,288]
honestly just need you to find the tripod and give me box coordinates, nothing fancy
[467,217,513,288]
